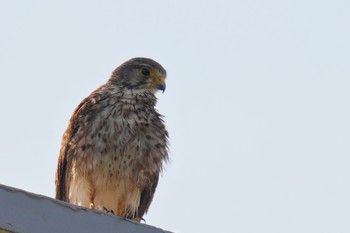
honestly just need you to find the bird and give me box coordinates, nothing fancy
[55,57,169,221]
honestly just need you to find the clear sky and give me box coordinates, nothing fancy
[1,1,350,232]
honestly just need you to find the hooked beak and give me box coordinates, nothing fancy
[156,82,166,93]
[153,75,166,93]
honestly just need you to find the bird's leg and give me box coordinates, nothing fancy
[116,202,124,216]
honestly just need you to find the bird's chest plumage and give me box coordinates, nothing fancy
[73,93,167,186]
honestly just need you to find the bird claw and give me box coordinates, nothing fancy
[89,203,113,214]
[102,206,115,215]
[91,204,144,222]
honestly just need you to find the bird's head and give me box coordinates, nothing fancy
[109,57,167,94]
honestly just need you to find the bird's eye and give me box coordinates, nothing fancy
[140,67,151,76]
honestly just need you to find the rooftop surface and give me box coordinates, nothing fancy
[0,184,172,233]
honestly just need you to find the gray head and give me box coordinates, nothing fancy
[109,57,167,93]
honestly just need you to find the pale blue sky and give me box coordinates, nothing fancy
[1,1,350,232]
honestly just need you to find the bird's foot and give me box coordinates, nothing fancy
[91,204,115,215]
[132,217,146,223]
[102,206,115,215]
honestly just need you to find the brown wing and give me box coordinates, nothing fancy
[55,86,110,201]
[136,173,159,218]
[55,99,88,201]
[55,139,69,201]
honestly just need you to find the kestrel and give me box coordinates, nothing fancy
[55,57,169,221]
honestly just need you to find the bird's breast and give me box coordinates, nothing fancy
[74,100,167,187]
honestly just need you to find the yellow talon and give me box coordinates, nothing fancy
[132,217,142,222]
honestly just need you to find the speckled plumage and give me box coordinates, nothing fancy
[55,58,169,219]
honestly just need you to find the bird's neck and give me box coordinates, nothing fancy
[114,87,158,107]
